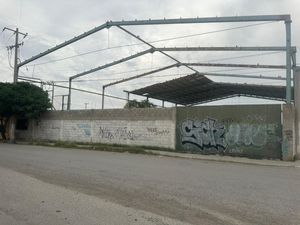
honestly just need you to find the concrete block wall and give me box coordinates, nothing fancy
[16,108,176,149]
[176,105,283,159]
[16,104,298,160]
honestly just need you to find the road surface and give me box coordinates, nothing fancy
[0,143,299,225]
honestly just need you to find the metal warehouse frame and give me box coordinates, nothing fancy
[16,15,296,109]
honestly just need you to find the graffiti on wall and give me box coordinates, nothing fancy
[146,127,170,136]
[225,124,267,147]
[181,118,227,151]
[77,123,91,136]
[98,126,140,141]
[180,117,280,153]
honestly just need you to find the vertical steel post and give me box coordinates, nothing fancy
[13,28,19,83]
[62,95,65,111]
[51,82,55,110]
[102,86,105,109]
[293,52,297,97]
[285,20,292,103]
[127,92,130,103]
[296,66,300,159]
[67,78,72,110]
[293,54,298,159]
[162,100,165,108]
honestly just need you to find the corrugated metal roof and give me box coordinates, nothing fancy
[129,73,288,105]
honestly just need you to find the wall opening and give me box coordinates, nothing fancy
[16,119,29,130]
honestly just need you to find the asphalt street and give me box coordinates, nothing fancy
[0,143,299,225]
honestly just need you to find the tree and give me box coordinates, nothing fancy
[124,99,156,109]
[0,82,51,141]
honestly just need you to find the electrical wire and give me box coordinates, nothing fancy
[148,21,277,44]
[25,44,145,67]
[42,65,166,82]
[7,48,14,69]
[25,21,278,67]
[4,33,15,46]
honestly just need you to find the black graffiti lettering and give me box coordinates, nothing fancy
[181,118,226,151]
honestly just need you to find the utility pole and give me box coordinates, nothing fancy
[84,102,89,110]
[3,27,27,83]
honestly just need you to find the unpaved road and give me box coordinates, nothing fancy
[0,144,299,225]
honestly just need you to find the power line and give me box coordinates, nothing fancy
[3,32,15,45]
[7,48,14,69]
[25,43,144,67]
[18,76,128,101]
[25,21,278,67]
[25,65,166,83]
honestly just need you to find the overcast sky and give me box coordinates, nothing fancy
[0,0,299,109]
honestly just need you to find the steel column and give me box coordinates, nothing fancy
[51,82,55,110]
[102,86,105,109]
[67,78,72,110]
[293,51,297,98]
[127,92,130,103]
[285,20,292,103]
[62,95,68,111]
